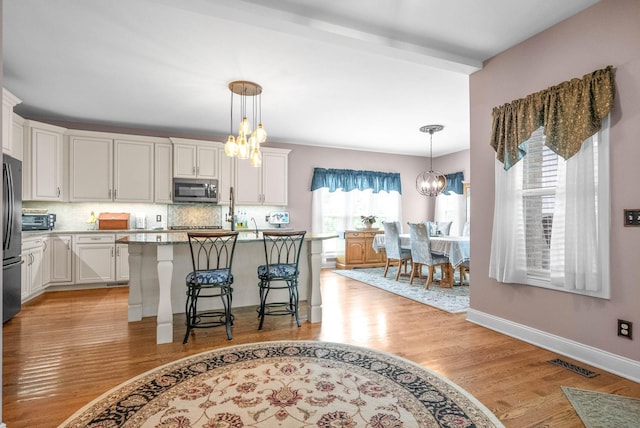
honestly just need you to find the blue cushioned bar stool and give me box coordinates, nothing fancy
[257,230,307,330]
[184,231,239,343]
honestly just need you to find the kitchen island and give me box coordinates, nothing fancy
[117,231,337,344]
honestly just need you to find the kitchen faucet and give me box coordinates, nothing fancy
[228,186,235,231]
[250,217,259,237]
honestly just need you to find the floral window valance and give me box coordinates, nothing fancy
[490,66,615,170]
[310,168,402,194]
[443,171,464,195]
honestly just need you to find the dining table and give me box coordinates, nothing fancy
[372,233,470,287]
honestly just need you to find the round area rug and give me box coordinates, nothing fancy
[59,341,503,427]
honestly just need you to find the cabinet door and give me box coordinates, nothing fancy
[155,142,173,203]
[75,243,115,283]
[114,139,154,202]
[196,145,217,179]
[173,144,197,178]
[41,237,51,285]
[262,149,288,205]
[21,249,30,300]
[29,246,44,295]
[30,125,64,201]
[115,243,130,282]
[364,234,385,264]
[70,136,113,201]
[50,235,73,283]
[345,237,366,264]
[234,158,262,205]
[217,148,233,204]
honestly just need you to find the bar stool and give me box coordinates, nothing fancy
[184,231,239,343]
[257,230,306,330]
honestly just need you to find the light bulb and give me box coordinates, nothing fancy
[237,135,249,159]
[224,135,237,157]
[240,117,251,135]
[250,147,262,167]
[256,123,267,143]
[249,132,257,150]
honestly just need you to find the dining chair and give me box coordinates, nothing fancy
[184,231,239,343]
[407,222,450,289]
[257,230,307,330]
[382,221,412,280]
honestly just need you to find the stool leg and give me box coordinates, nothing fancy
[289,279,301,327]
[258,281,269,330]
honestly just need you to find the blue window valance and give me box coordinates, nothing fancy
[311,168,402,194]
[443,171,464,195]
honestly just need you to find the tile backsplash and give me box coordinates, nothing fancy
[22,201,287,231]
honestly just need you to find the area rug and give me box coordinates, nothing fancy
[333,267,469,313]
[562,386,640,428]
[59,341,502,427]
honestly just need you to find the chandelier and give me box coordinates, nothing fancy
[224,80,267,167]
[416,124,447,196]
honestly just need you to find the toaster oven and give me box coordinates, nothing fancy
[22,213,56,231]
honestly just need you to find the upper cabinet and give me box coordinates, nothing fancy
[69,131,159,203]
[2,88,22,157]
[154,142,173,203]
[234,147,290,205]
[24,120,66,201]
[171,138,221,179]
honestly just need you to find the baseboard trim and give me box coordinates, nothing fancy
[466,308,640,383]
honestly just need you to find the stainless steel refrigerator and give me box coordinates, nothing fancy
[3,154,22,322]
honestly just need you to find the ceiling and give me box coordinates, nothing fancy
[3,0,598,157]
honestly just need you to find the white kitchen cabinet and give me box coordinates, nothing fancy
[217,148,233,204]
[49,234,73,284]
[21,236,44,300]
[25,120,66,201]
[234,147,289,205]
[154,142,173,203]
[69,135,113,201]
[114,139,154,202]
[171,137,220,179]
[69,132,156,202]
[74,234,116,284]
[2,88,22,156]
[115,244,130,282]
[12,114,25,163]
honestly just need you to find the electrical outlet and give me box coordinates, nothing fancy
[618,319,632,339]
[265,215,270,222]
[156,215,162,222]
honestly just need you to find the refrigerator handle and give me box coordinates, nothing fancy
[3,163,14,252]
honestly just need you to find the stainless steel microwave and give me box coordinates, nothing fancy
[172,178,218,204]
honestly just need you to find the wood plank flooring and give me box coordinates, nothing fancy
[3,270,640,427]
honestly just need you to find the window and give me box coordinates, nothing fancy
[489,119,610,298]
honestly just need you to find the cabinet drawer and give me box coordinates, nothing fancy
[74,234,115,244]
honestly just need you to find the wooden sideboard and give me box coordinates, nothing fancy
[336,229,386,269]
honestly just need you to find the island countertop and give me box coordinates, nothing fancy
[117,232,337,245]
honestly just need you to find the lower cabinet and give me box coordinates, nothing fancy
[115,233,130,282]
[336,230,386,269]
[50,234,73,284]
[21,236,44,299]
[74,234,116,284]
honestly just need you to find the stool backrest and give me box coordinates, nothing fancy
[262,231,306,272]
[188,231,239,272]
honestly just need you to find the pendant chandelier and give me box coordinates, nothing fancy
[416,124,447,196]
[224,80,267,167]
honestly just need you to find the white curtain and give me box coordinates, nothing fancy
[434,193,466,236]
[489,158,528,284]
[549,117,610,295]
[311,187,402,257]
[489,117,610,298]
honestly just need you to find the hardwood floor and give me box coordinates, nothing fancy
[3,270,639,427]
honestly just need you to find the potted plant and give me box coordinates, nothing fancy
[360,215,377,229]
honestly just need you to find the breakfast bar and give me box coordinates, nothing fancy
[118,232,337,344]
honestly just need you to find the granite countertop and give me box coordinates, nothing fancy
[22,227,293,236]
[118,232,338,245]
